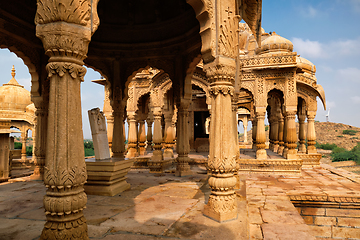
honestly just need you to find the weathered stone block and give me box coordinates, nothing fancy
[326,209,360,218]
[314,216,336,226]
[333,226,360,239]
[309,225,332,238]
[302,207,325,216]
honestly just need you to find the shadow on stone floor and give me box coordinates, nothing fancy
[0,166,247,240]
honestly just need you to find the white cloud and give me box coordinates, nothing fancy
[336,67,360,82]
[292,38,324,59]
[292,37,360,60]
[351,96,360,104]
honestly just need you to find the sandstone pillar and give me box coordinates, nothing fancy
[146,118,153,151]
[40,61,88,239]
[285,110,298,159]
[106,115,114,156]
[35,1,100,236]
[21,130,27,163]
[148,109,164,172]
[307,111,317,154]
[163,111,174,158]
[112,102,126,160]
[298,114,307,153]
[126,112,138,158]
[243,117,248,144]
[282,113,289,158]
[252,119,257,150]
[204,79,237,222]
[232,102,240,159]
[277,114,285,155]
[31,98,48,181]
[138,119,147,156]
[0,132,10,181]
[272,118,279,153]
[175,102,191,176]
[268,117,275,151]
[31,126,36,163]
[255,111,267,159]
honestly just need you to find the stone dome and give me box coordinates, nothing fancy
[0,66,32,112]
[256,32,293,55]
[296,56,316,75]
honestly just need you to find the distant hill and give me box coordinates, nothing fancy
[314,122,360,150]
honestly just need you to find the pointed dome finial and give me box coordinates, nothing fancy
[11,65,15,79]
[3,65,22,87]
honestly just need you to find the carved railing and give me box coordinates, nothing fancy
[240,53,297,69]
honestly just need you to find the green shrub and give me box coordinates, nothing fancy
[265,125,269,131]
[26,146,33,156]
[331,143,360,163]
[351,137,359,139]
[343,129,358,135]
[315,143,337,150]
[84,148,94,157]
[14,142,22,149]
[337,135,344,138]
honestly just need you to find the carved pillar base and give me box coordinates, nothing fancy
[163,148,174,158]
[40,217,88,240]
[175,155,192,177]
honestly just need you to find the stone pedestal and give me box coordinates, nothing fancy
[298,153,321,168]
[85,158,134,196]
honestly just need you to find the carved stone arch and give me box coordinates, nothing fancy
[186,0,214,63]
[240,81,255,99]
[297,85,317,112]
[0,43,40,98]
[265,79,285,97]
[191,76,211,106]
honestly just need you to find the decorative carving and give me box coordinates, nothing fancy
[240,54,297,69]
[209,85,234,96]
[47,62,86,81]
[35,0,91,27]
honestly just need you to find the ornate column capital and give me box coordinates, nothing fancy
[35,0,100,63]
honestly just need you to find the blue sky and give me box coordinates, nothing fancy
[1,0,359,139]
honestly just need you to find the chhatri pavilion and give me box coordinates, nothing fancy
[1,1,359,240]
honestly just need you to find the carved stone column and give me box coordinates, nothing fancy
[138,119,147,156]
[298,114,307,153]
[148,108,164,172]
[175,102,191,176]
[21,130,27,163]
[285,110,298,159]
[106,115,114,156]
[282,112,289,158]
[146,118,153,151]
[204,79,237,222]
[255,111,267,159]
[31,98,48,181]
[268,116,275,151]
[112,102,126,160]
[272,119,279,153]
[35,0,100,237]
[31,125,36,164]
[307,111,317,154]
[252,119,257,150]
[163,111,174,158]
[277,113,285,155]
[243,117,248,144]
[126,112,138,158]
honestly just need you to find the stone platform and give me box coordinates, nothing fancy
[1,164,360,239]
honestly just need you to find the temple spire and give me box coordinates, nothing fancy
[4,65,22,87]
